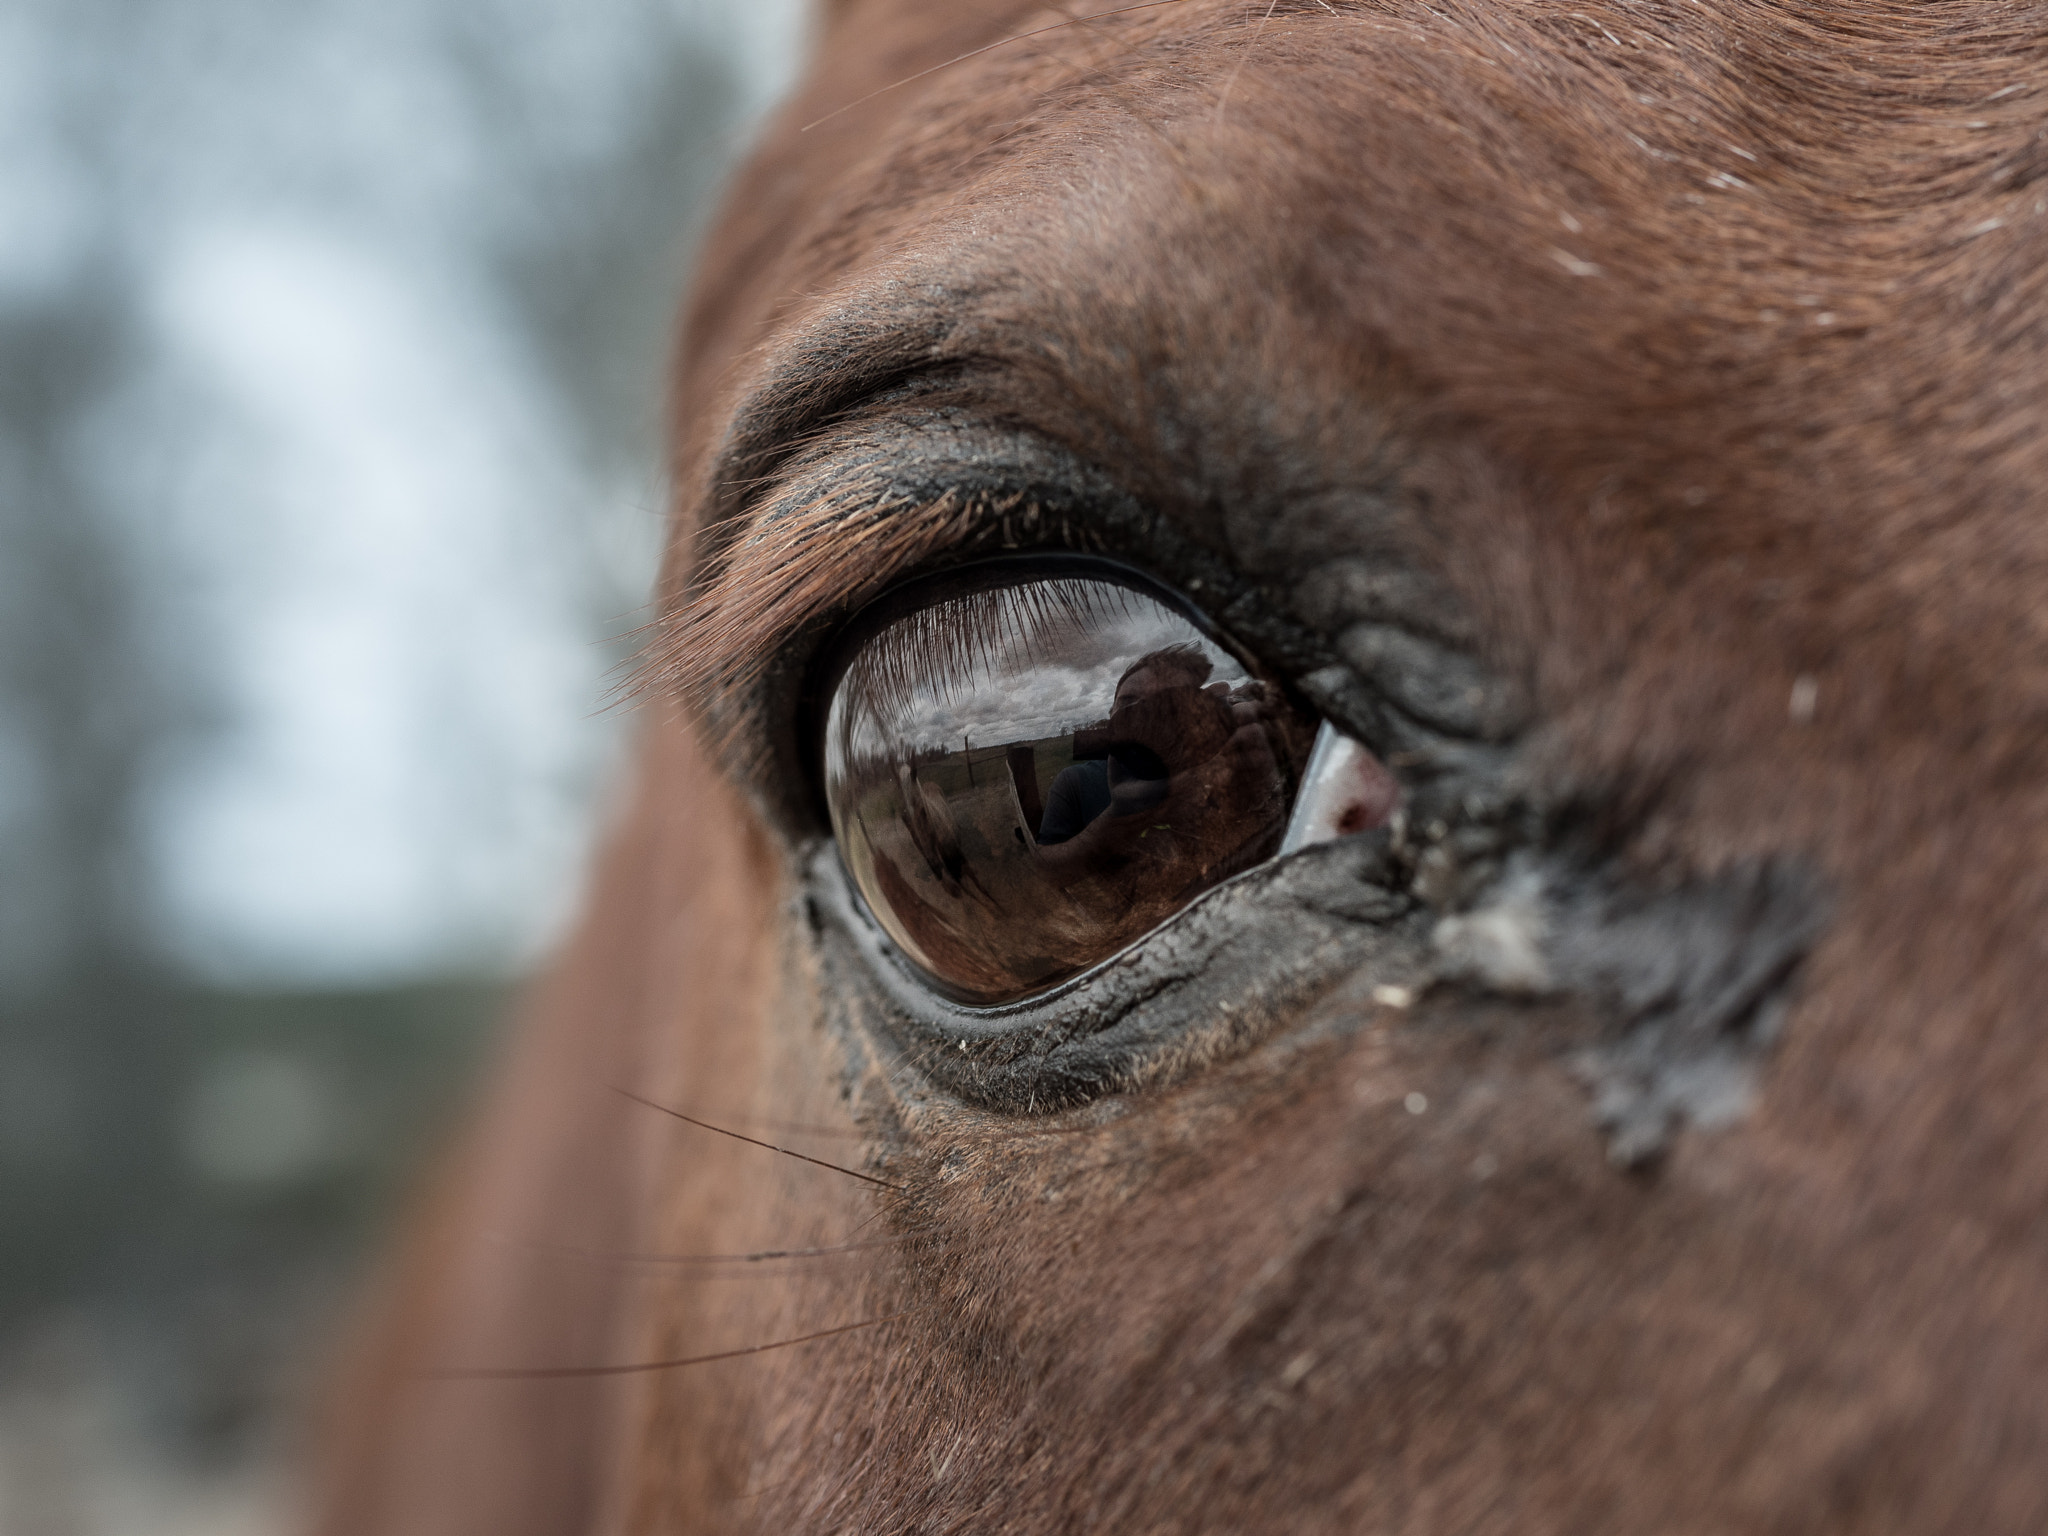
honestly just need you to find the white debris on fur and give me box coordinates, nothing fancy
[1430,868,1554,994]
[1582,1050,1761,1168]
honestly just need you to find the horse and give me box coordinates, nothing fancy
[315,3,2048,1531]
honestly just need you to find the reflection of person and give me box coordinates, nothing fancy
[1036,645,1220,844]
[1036,756,1112,844]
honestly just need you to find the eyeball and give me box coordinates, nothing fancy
[817,561,1326,1004]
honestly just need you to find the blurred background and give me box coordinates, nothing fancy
[0,0,805,1528]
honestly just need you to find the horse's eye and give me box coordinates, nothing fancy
[819,561,1336,1004]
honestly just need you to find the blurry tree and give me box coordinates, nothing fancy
[0,263,191,1317]
[462,22,745,497]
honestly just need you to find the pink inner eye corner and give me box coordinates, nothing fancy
[1279,723,1402,854]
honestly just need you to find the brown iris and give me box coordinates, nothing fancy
[820,563,1313,1004]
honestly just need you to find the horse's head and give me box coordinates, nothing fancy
[321,4,2048,1531]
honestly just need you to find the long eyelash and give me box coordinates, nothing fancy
[497,1235,913,1270]
[831,577,1147,747]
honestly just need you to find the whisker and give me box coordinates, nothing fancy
[708,1116,875,1142]
[423,1309,920,1381]
[800,0,1193,132]
[491,1233,911,1269]
[613,1086,902,1191]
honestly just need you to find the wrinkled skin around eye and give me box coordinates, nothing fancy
[822,570,1313,1002]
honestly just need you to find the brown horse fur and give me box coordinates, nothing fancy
[315,3,2048,1532]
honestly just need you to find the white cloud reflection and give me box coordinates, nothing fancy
[832,584,1252,768]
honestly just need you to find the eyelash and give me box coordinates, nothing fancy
[800,554,1273,807]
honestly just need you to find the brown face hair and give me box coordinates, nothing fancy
[317,4,2048,1533]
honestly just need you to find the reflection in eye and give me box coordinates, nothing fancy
[820,566,1319,1003]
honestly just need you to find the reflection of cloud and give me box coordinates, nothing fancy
[831,586,1252,763]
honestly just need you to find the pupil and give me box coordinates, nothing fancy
[822,568,1310,1004]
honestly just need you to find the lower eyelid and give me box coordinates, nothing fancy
[809,827,1425,1112]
